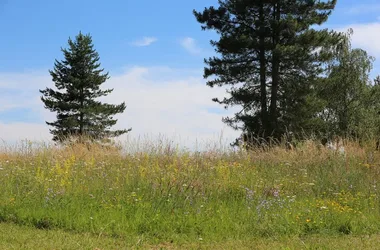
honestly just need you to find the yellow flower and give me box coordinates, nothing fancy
[306,219,311,223]
[9,197,15,205]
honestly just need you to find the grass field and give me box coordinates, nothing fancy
[1,139,380,249]
[2,221,380,249]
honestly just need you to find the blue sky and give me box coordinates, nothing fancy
[0,0,219,71]
[1,0,380,147]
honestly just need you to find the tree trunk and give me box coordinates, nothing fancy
[259,2,268,139]
[80,88,84,136]
[270,1,281,139]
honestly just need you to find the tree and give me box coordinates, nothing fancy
[40,32,131,142]
[193,0,341,147]
[318,29,374,140]
[371,76,380,149]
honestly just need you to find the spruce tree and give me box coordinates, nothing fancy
[40,32,131,142]
[194,0,341,147]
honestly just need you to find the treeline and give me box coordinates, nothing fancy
[38,0,379,148]
[194,0,380,147]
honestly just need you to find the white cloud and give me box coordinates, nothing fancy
[333,22,380,56]
[131,37,157,47]
[0,66,240,150]
[0,122,51,143]
[332,22,380,78]
[0,70,52,115]
[180,37,202,55]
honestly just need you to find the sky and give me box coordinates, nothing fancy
[1,0,380,149]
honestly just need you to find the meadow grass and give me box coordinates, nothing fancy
[1,139,380,248]
[3,221,380,249]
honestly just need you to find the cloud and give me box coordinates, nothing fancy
[100,66,240,148]
[0,122,51,143]
[0,70,51,115]
[331,21,380,78]
[130,37,157,47]
[333,22,380,56]
[0,66,240,150]
[180,37,202,55]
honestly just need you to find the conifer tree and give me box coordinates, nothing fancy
[194,0,341,147]
[40,32,131,142]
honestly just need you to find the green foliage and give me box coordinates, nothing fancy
[318,29,376,140]
[369,77,380,140]
[40,32,131,143]
[194,0,342,145]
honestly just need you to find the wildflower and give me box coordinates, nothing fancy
[306,219,311,223]
[363,163,371,168]
[273,189,280,197]
[244,187,254,201]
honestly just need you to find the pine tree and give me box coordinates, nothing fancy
[40,32,131,142]
[194,0,341,147]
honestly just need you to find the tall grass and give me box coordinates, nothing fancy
[1,138,380,244]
